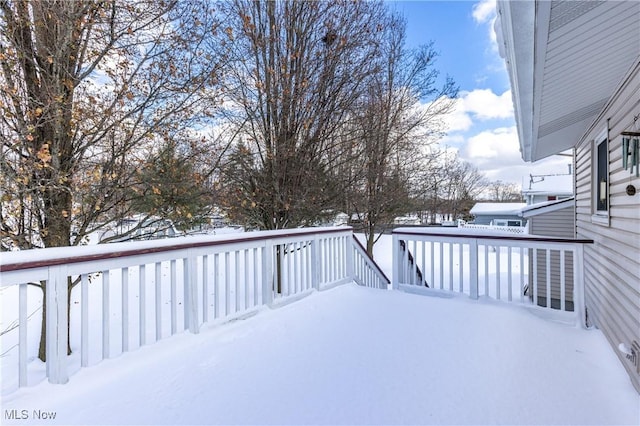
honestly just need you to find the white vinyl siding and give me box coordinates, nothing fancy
[594,129,610,218]
[527,202,576,310]
[575,60,640,392]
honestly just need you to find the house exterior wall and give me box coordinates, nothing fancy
[528,205,575,237]
[527,194,572,205]
[472,214,524,226]
[575,59,640,392]
[527,204,576,310]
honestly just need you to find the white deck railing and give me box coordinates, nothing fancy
[460,223,528,234]
[0,227,389,395]
[392,227,592,327]
[352,236,390,289]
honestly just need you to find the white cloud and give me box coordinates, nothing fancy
[463,126,520,163]
[430,1,569,187]
[441,88,513,136]
[472,0,496,25]
[435,90,568,187]
[457,126,573,185]
[443,98,474,133]
[485,156,574,189]
[460,89,513,120]
[438,133,465,150]
[473,0,498,47]
[473,0,505,80]
[433,2,553,186]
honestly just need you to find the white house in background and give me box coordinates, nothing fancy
[496,0,640,392]
[522,170,573,205]
[469,202,526,226]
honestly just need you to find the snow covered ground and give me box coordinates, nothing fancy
[2,284,639,425]
[1,234,639,425]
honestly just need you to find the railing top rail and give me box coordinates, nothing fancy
[392,227,593,245]
[0,226,352,273]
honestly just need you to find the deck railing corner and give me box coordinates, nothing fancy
[392,227,593,328]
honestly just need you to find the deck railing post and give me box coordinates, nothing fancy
[573,243,586,329]
[185,252,200,334]
[19,283,27,386]
[46,265,69,384]
[469,238,479,300]
[346,235,354,282]
[122,267,129,352]
[262,239,274,305]
[392,233,400,290]
[311,235,320,290]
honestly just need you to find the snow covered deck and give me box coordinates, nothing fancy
[2,283,638,425]
[2,229,638,424]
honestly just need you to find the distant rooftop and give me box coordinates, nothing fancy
[522,173,573,196]
[469,202,526,216]
[521,197,575,218]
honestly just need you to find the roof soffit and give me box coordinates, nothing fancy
[498,0,640,162]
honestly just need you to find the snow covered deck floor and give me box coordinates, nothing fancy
[3,284,639,425]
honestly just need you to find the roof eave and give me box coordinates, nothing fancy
[496,0,536,162]
[496,1,640,163]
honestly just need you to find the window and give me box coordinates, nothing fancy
[596,137,608,211]
[491,219,522,227]
[592,127,609,224]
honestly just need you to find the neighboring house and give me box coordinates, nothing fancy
[469,202,526,226]
[333,212,350,226]
[522,171,573,205]
[497,0,640,392]
[521,197,576,310]
[394,215,421,225]
[100,215,179,242]
[316,211,350,227]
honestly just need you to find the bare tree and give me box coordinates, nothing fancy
[217,0,385,230]
[1,0,224,248]
[444,158,489,220]
[488,180,523,202]
[414,150,489,223]
[0,0,223,360]
[347,12,458,256]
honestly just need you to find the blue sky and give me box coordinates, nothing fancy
[393,0,508,92]
[389,0,572,188]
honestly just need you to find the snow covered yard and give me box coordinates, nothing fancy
[2,283,638,425]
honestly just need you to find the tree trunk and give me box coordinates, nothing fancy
[38,283,46,362]
[37,278,73,362]
[275,244,283,294]
[36,184,73,362]
[366,224,375,258]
